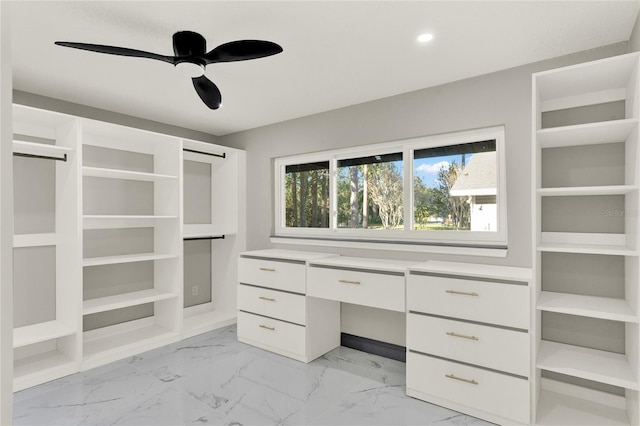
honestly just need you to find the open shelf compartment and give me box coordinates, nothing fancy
[537,291,638,323]
[83,252,178,267]
[83,289,178,315]
[537,384,630,426]
[14,320,76,348]
[13,334,79,392]
[82,317,180,370]
[537,340,638,390]
[537,119,638,149]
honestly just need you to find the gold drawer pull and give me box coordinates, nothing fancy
[258,296,276,302]
[339,279,361,285]
[259,324,275,331]
[259,267,276,272]
[445,374,478,385]
[446,290,478,296]
[446,332,479,341]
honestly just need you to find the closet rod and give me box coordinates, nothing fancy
[13,152,67,162]
[184,235,225,241]
[183,148,225,159]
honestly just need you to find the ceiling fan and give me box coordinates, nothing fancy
[55,31,283,110]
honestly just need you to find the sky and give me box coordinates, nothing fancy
[414,154,472,188]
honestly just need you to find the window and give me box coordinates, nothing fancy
[413,139,496,232]
[284,161,330,228]
[274,126,506,248]
[336,153,403,229]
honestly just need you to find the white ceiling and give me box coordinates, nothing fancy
[9,1,640,136]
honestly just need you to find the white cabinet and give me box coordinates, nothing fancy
[11,104,246,389]
[237,249,339,363]
[406,261,532,425]
[532,52,640,426]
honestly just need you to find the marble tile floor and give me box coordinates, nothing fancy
[14,325,492,426]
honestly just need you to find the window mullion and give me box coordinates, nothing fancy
[329,157,338,231]
[404,146,413,232]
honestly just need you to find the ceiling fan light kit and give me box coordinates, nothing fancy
[55,30,283,110]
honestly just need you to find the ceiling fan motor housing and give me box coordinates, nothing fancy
[173,31,206,57]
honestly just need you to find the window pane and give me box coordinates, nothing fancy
[337,153,403,229]
[413,140,496,232]
[284,161,330,228]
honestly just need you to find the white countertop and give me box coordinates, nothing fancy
[240,249,338,262]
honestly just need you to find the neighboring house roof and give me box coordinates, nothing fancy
[450,151,496,196]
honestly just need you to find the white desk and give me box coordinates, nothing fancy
[237,249,533,425]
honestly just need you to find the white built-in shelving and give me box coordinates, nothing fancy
[536,119,638,148]
[532,52,640,425]
[537,185,638,196]
[81,118,183,369]
[10,104,245,390]
[82,166,178,181]
[83,215,178,229]
[13,140,72,159]
[82,252,178,267]
[537,384,629,426]
[537,340,638,390]
[82,319,180,370]
[13,321,76,348]
[181,139,246,339]
[537,291,638,323]
[83,289,178,315]
[11,105,81,392]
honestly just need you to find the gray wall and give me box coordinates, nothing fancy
[631,9,640,52]
[220,42,629,269]
[220,42,630,346]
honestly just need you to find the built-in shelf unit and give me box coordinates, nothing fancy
[532,52,640,425]
[12,105,81,392]
[182,139,245,338]
[81,119,182,370]
[11,104,245,390]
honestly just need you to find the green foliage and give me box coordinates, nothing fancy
[336,161,403,229]
[284,169,329,228]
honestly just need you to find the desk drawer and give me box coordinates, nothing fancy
[407,313,529,377]
[407,352,529,424]
[238,284,306,325]
[307,266,405,312]
[407,274,529,329]
[238,257,306,294]
[237,311,305,357]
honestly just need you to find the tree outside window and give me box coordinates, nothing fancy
[284,161,330,228]
[337,153,403,230]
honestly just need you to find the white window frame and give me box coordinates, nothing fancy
[273,125,507,250]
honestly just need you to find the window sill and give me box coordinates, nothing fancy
[270,236,508,258]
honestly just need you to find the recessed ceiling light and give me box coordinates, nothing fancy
[417,33,433,43]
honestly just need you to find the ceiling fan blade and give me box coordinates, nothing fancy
[192,75,222,109]
[203,40,283,64]
[55,41,176,64]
